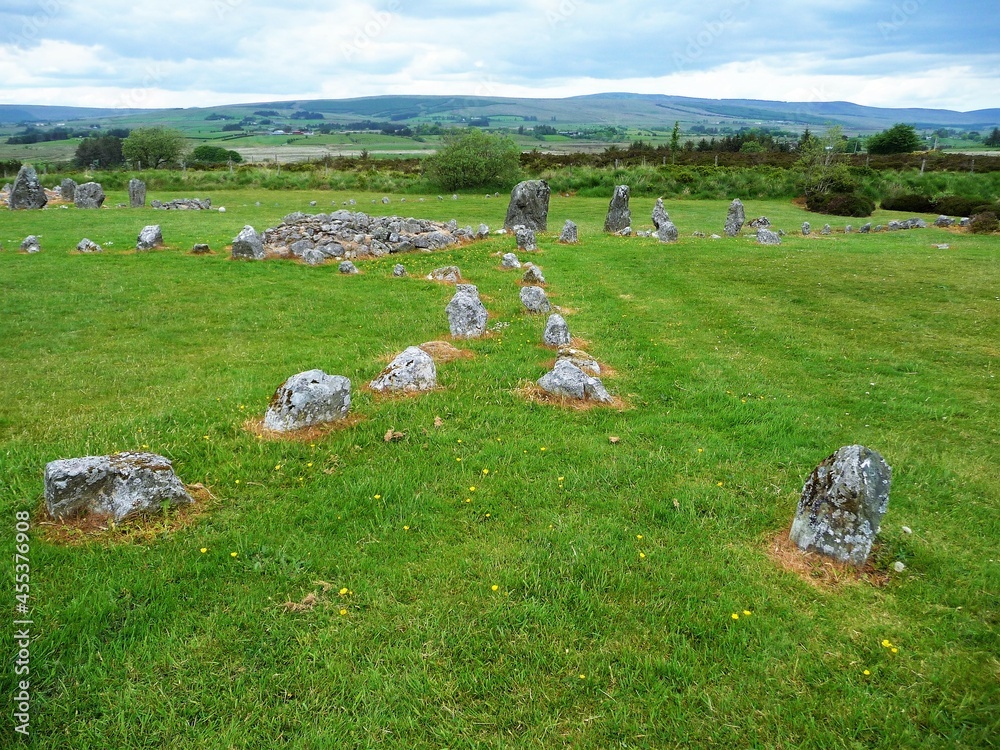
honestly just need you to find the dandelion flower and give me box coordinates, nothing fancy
[230,552,238,558]
[456,458,462,462]
[717,481,723,487]
[863,669,871,676]
[465,498,472,503]
[274,464,281,471]
[482,468,489,475]
[142,444,149,449]
[891,648,898,654]
[491,585,499,591]
[731,613,739,620]
[698,448,703,453]
[743,610,752,616]
[200,548,207,554]
[339,587,348,595]
[637,534,643,540]
[485,513,491,518]
[881,640,891,648]
[374,494,381,499]
[457,439,462,443]
[639,553,646,559]
[469,486,476,492]
[235,479,241,484]
[403,525,410,531]
[204,435,210,440]
[558,476,565,482]
[339,609,347,616]
[579,674,586,680]
[307,462,313,468]
[540,447,547,451]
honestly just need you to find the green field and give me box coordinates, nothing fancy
[1,193,997,748]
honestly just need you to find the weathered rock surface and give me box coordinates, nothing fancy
[522,264,545,284]
[537,360,612,403]
[724,198,745,236]
[392,264,407,276]
[934,215,954,227]
[790,445,892,566]
[504,180,550,231]
[10,165,48,210]
[859,223,872,234]
[501,252,521,269]
[74,182,106,209]
[558,219,578,244]
[339,260,358,274]
[651,197,669,231]
[231,226,264,259]
[20,236,41,253]
[756,228,782,245]
[44,452,193,521]
[427,265,462,283]
[151,198,211,210]
[543,314,571,346]
[60,178,77,202]
[191,244,211,254]
[748,216,770,229]
[515,226,537,251]
[128,178,147,208]
[821,224,831,235]
[76,238,102,253]
[136,225,163,250]
[369,346,437,392]
[802,222,811,236]
[520,285,551,313]
[446,284,488,338]
[263,370,351,432]
[557,347,600,375]
[657,221,679,243]
[604,185,631,233]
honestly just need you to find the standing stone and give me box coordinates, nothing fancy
[74,182,106,209]
[500,253,521,269]
[520,285,551,313]
[724,198,745,236]
[60,178,77,202]
[476,223,490,239]
[231,226,264,259]
[845,225,853,234]
[44,452,192,522]
[9,165,47,210]
[802,222,811,236]
[381,196,390,204]
[392,264,407,277]
[136,225,163,250]
[657,222,679,243]
[515,226,537,252]
[821,224,831,235]
[504,180,550,232]
[859,223,872,234]
[558,220,578,244]
[543,314,571,346]
[369,346,437,393]
[522,264,545,284]
[20,236,42,254]
[263,370,351,432]
[604,185,631,233]
[789,445,892,566]
[651,197,669,230]
[537,360,612,403]
[756,228,782,245]
[128,178,147,208]
[446,284,488,338]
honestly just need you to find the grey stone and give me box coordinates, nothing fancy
[859,223,872,234]
[191,244,211,254]
[452,194,458,200]
[151,198,211,210]
[136,225,163,250]
[392,264,407,276]
[604,185,631,233]
[934,215,953,227]
[309,200,317,207]
[20,235,41,253]
[557,347,600,375]
[616,226,632,237]
[651,197,669,230]
[76,238,102,253]
[537,360,612,403]
[382,197,390,204]
[232,226,264,259]
[369,346,437,392]
[128,178,146,208]
[263,370,351,431]
[543,314,570,346]
[476,224,490,239]
[339,261,358,274]
[933,244,950,250]
[887,220,901,231]
[756,228,782,245]
[692,231,706,238]
[845,225,853,234]
[501,253,521,269]
[821,224,831,235]
[427,265,461,283]
[959,217,971,227]
[520,285,551,314]
[748,216,770,228]
[412,231,456,250]
[724,198,745,237]
[301,248,327,265]
[289,239,314,257]
[9,165,47,210]
[44,452,192,522]
[657,221,678,243]
[875,224,884,232]
[802,222,811,236]
[515,226,537,252]
[522,264,545,284]
[558,220,578,244]
[60,178,77,202]
[74,182,106,209]
[446,284,488,338]
[789,445,892,566]
[504,180,550,231]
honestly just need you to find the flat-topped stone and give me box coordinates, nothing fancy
[263,370,351,432]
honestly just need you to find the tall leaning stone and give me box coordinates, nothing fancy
[129,178,147,208]
[504,180,550,232]
[74,182,106,209]
[60,178,77,202]
[604,185,631,233]
[789,445,892,566]
[724,198,745,237]
[9,165,47,210]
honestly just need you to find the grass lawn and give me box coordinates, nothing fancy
[1,192,997,748]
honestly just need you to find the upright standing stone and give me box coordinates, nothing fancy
[136,225,163,250]
[74,182,106,209]
[504,180,550,232]
[9,165,47,210]
[369,346,437,393]
[60,178,77,202]
[128,178,147,208]
[802,222,811,236]
[821,224,831,235]
[520,285,551,313]
[543,314,571,346]
[558,220,578,244]
[789,445,892,566]
[604,185,631,233]
[263,370,351,432]
[515,226,537,252]
[657,222,679,243]
[724,198,745,237]
[522,264,545,284]
[651,197,669,230]
[231,226,264,259]
[446,284,488,338]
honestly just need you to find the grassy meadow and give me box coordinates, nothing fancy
[1,191,998,748]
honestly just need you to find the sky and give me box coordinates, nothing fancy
[1,0,998,111]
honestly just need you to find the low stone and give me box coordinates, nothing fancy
[888,220,901,231]
[289,239,314,257]
[339,261,358,274]
[557,347,600,375]
[392,264,406,276]
[934,215,953,227]
[301,248,327,265]
[232,225,264,259]
[501,252,521,269]
[427,265,461,283]
[859,223,872,233]
[543,314,570,346]
[520,285,551,313]
[802,222,811,236]
[136,225,163,250]
[9,165,47,210]
[616,226,632,237]
[901,526,912,534]
[44,452,192,521]
[446,284,488,338]
[522,264,545,284]
[476,224,490,239]
[452,195,458,200]
[151,198,211,210]
[692,231,706,238]
[875,224,885,232]
[60,178,77,202]
[821,224,831,235]
[959,217,971,227]
[218,207,226,213]
[382,197,390,204]
[191,244,211,254]
[309,200,317,207]
[263,370,351,431]
[748,216,770,228]
[710,234,721,239]
[845,225,853,233]
[128,178,146,208]
[369,346,437,392]
[657,221,678,243]
[893,561,906,573]
[604,185,631,233]
[756,228,782,245]
[537,360,612,403]
[74,182,106,209]
[789,445,892,566]
[933,244,950,250]
[724,198,745,237]
[515,226,537,252]
[77,238,102,253]
[558,219,578,244]
[20,235,41,253]
[504,179,550,231]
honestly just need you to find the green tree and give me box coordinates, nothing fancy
[425,129,521,191]
[190,144,243,165]
[985,127,1000,147]
[74,135,124,168]
[866,123,921,154]
[122,127,186,169]
[669,121,680,163]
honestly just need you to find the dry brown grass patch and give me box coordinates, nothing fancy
[244,414,365,442]
[515,381,629,411]
[768,529,889,589]
[419,340,475,362]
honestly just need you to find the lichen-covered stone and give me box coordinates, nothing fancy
[128,178,146,208]
[427,265,461,283]
[76,238,102,253]
[339,260,359,274]
[232,225,264,259]
[543,314,570,346]
[136,225,163,250]
[604,185,631,233]
[537,360,612,403]
[74,182,105,209]
[9,165,47,210]
[520,285,551,313]
[522,264,545,284]
[515,226,537,251]
[500,253,521,269]
[724,198,745,237]
[558,219,578,244]
[446,284,488,338]
[60,178,77,202]
[263,370,351,432]
[369,346,437,392]
[504,180,550,231]
[756,228,782,245]
[657,221,678,243]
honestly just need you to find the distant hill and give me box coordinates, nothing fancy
[2,94,997,132]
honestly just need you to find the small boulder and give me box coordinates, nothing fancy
[504,179,550,231]
[44,452,193,522]
[20,236,41,254]
[74,182,106,209]
[392,264,407,277]
[500,252,521,269]
[382,196,390,204]
[427,265,461,283]
[136,225,163,250]
[859,223,872,234]
[934,215,953,227]
[9,165,47,210]
[558,219,578,244]
[543,314,570,346]
[128,178,146,208]
[821,224,831,235]
[520,285,551,313]
[756,228,782,245]
[76,238,102,253]
[522,264,545,284]
[191,244,212,254]
[515,226,537,252]
[789,445,892,566]
[604,185,631,233]
[369,346,437,393]
[301,248,327,265]
[446,284,488,338]
[537,360,612,403]
[657,221,679,243]
[231,226,264,259]
[802,222,811,236]
[263,370,351,432]
[339,261,359,274]
[724,198,745,237]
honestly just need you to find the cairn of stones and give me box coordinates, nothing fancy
[604,185,631,233]
[504,180,550,231]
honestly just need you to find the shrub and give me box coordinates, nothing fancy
[807,192,875,217]
[191,145,243,165]
[968,211,999,233]
[867,124,922,155]
[881,194,935,212]
[425,129,521,191]
[934,195,995,217]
